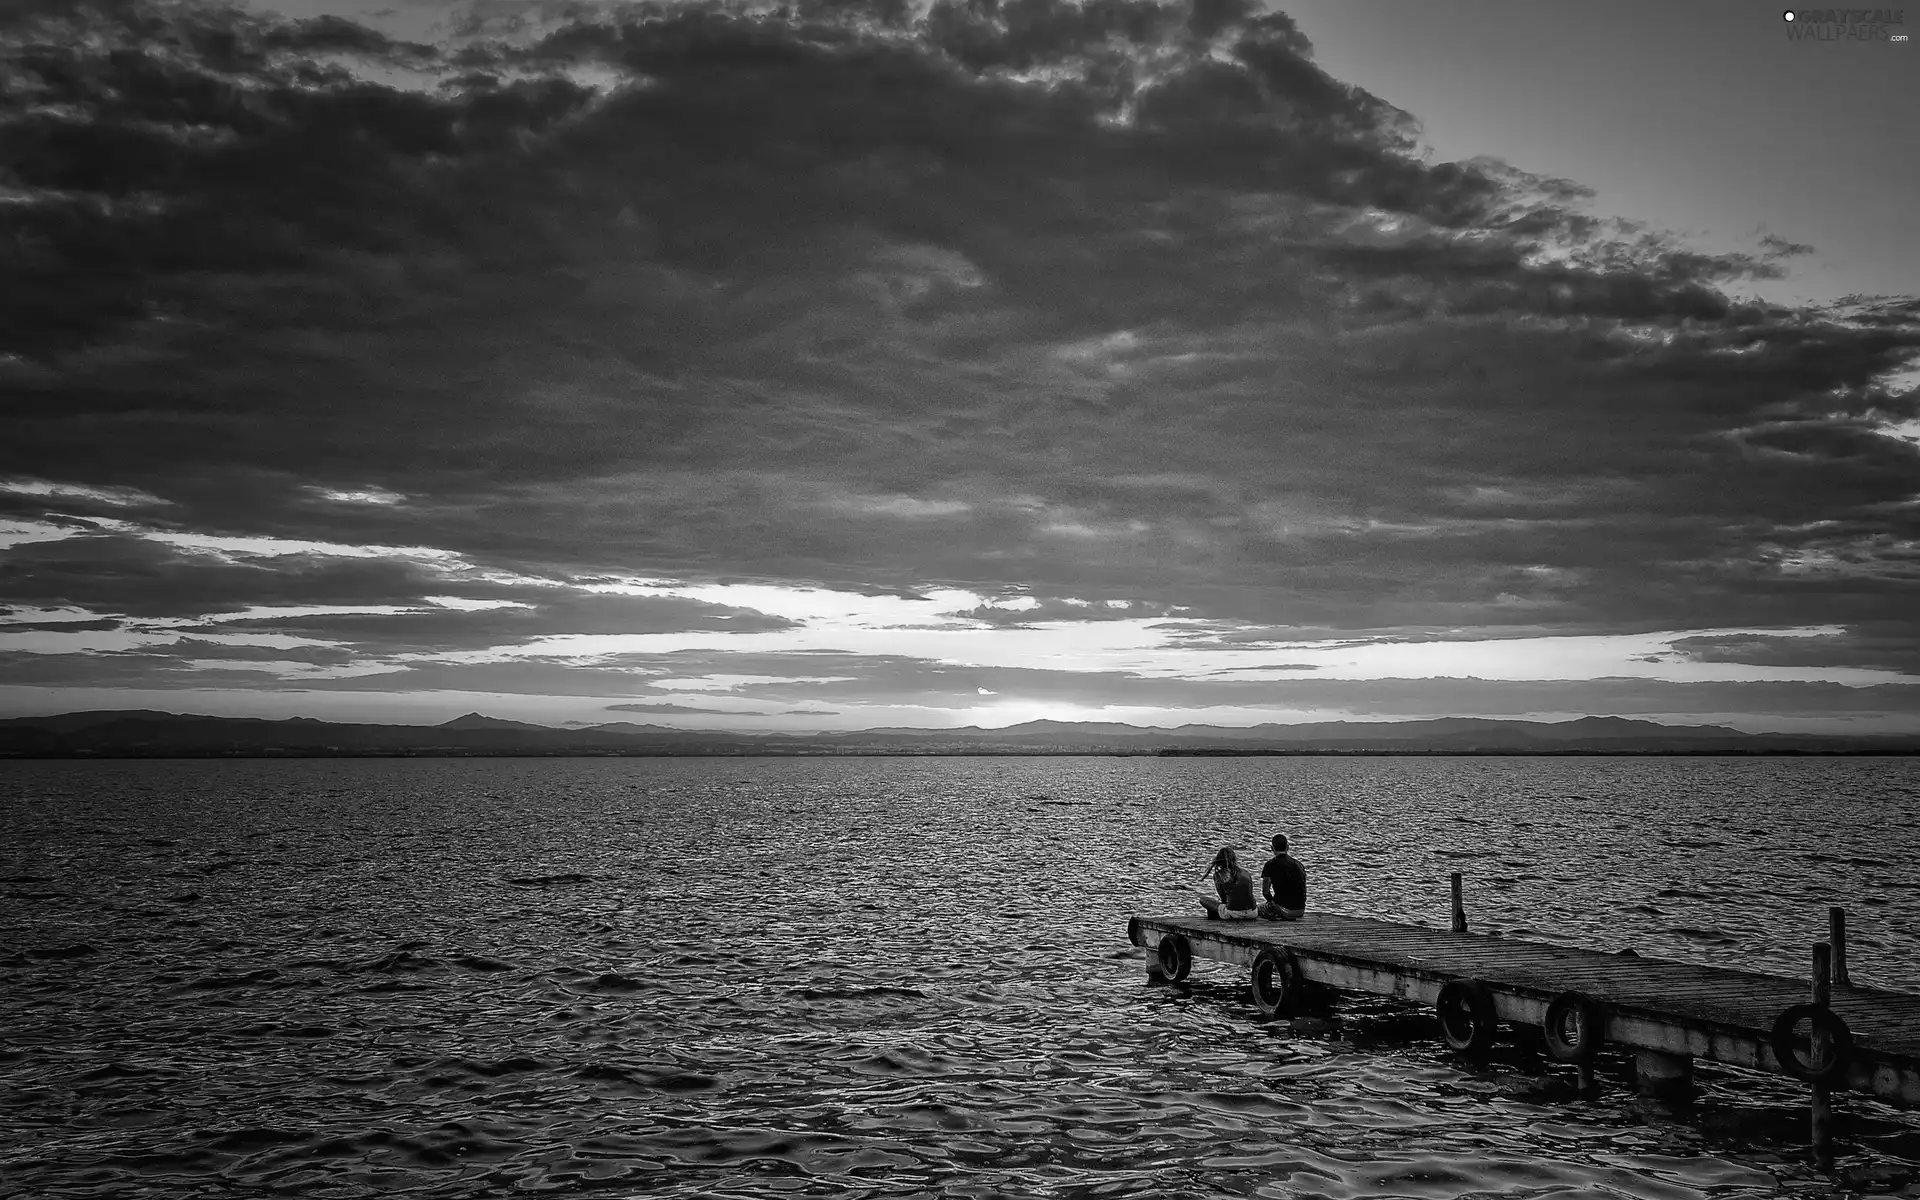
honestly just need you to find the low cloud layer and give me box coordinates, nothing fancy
[2,0,1917,728]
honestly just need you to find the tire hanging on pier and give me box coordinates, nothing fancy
[1435,978,1499,1053]
[1542,991,1607,1063]
[1770,1004,1853,1083]
[1156,933,1193,983]
[1127,917,1143,948]
[1249,947,1301,1016]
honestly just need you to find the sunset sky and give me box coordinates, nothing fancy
[3,0,1917,733]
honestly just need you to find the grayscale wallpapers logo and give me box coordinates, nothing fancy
[1783,8,1909,40]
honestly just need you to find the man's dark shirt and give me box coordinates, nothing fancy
[1262,854,1306,910]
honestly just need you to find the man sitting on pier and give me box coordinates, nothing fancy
[1259,834,1306,920]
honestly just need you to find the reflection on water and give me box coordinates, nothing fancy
[2,755,1917,1198]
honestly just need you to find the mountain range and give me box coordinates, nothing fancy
[0,711,1914,756]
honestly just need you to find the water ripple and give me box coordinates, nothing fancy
[2,755,1917,1198]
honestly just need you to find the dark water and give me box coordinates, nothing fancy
[3,755,1919,1199]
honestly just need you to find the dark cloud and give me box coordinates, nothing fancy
[1758,232,1816,260]
[0,534,451,617]
[2,0,1918,713]
[255,658,665,695]
[213,587,799,649]
[1667,626,1920,676]
[0,616,124,632]
[0,528,796,639]
[0,648,298,689]
[164,637,361,665]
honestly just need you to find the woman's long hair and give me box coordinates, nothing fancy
[1206,847,1243,879]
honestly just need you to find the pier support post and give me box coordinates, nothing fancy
[1812,1084,1834,1171]
[1811,941,1836,1172]
[1633,1049,1694,1101]
[1450,872,1467,934]
[1828,908,1850,987]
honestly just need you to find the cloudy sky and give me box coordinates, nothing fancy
[3,0,1917,733]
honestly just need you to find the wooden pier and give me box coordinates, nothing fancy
[1126,909,1920,1112]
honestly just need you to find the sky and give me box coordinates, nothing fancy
[2,0,1917,734]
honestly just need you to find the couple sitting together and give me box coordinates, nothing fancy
[1199,834,1305,921]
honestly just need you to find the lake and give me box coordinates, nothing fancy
[3,755,1919,1198]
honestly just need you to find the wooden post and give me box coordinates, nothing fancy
[1829,907,1850,987]
[1811,941,1834,1172]
[1450,872,1467,933]
[1634,1049,1694,1100]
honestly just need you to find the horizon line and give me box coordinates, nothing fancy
[0,709,1750,733]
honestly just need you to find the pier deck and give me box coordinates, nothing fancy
[1129,912,1920,1106]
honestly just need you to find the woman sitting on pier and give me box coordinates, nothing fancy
[1198,847,1260,920]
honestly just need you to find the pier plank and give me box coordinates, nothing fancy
[1129,911,1920,1106]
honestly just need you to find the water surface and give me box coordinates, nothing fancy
[3,755,1918,1198]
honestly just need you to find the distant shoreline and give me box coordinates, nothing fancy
[4,747,1918,759]
[6,711,1916,758]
